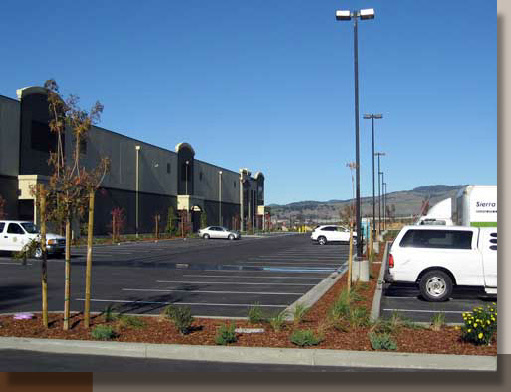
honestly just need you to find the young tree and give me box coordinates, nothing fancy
[165,206,176,235]
[0,194,6,219]
[200,211,207,229]
[43,79,109,330]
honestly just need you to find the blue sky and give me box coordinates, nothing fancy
[0,0,496,205]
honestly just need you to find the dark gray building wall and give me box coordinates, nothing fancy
[19,92,55,176]
[93,187,177,235]
[177,144,194,195]
[0,175,18,219]
[202,199,239,229]
[0,95,20,177]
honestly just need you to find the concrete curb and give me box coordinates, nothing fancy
[0,337,496,371]
[370,241,390,322]
[283,265,347,321]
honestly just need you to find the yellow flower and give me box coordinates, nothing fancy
[478,333,483,339]
[487,320,491,325]
[468,329,472,333]
[474,323,478,328]
[468,320,472,324]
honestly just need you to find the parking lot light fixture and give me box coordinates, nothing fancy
[375,152,385,234]
[336,8,376,258]
[135,145,141,238]
[219,171,223,226]
[364,114,383,239]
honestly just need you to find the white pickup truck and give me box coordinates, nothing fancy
[0,220,65,259]
[385,225,497,301]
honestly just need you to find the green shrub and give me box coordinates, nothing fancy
[460,303,497,345]
[369,332,397,350]
[102,304,118,322]
[329,296,351,321]
[164,305,195,334]
[292,303,309,325]
[430,312,446,331]
[290,329,323,347]
[268,311,287,332]
[248,302,266,324]
[117,315,145,329]
[349,306,370,328]
[91,325,117,341]
[215,323,237,345]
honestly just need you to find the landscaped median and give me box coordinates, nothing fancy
[0,240,497,370]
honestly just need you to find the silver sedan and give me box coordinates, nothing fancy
[198,226,241,240]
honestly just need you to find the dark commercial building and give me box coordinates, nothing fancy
[0,87,265,235]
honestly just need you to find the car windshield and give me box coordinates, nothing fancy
[20,222,40,234]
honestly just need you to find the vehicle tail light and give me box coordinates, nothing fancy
[388,253,394,269]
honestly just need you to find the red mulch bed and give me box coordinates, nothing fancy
[0,244,497,356]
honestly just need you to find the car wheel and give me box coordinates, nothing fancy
[317,236,327,245]
[203,234,210,239]
[419,270,453,302]
[228,234,235,240]
[34,247,43,260]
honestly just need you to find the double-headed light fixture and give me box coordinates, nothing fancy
[336,8,375,258]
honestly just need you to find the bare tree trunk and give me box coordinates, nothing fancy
[40,186,48,328]
[84,190,95,328]
[112,213,116,243]
[63,218,71,330]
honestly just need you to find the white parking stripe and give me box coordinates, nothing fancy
[182,274,322,280]
[383,308,465,314]
[220,266,332,274]
[122,288,303,295]
[239,261,341,266]
[188,268,331,274]
[0,262,32,266]
[75,298,288,307]
[156,280,316,286]
[272,256,343,259]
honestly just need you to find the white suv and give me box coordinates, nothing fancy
[386,225,497,301]
[0,220,66,259]
[310,225,356,245]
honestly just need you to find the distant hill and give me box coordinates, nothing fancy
[268,185,465,223]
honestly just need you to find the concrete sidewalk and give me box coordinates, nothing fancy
[0,336,496,371]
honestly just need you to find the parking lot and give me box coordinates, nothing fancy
[0,233,349,318]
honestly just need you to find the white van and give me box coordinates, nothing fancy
[0,220,66,259]
[385,225,497,301]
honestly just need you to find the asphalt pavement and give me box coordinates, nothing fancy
[0,233,348,318]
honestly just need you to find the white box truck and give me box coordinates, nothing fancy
[453,185,497,227]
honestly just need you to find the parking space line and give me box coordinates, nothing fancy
[241,261,341,266]
[262,267,339,273]
[122,288,304,295]
[221,265,333,274]
[156,280,316,286]
[76,298,288,307]
[182,274,322,280]
[189,268,331,274]
[0,262,32,266]
[382,308,465,314]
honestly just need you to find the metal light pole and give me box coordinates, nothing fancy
[375,152,385,235]
[135,145,141,238]
[219,171,223,226]
[382,181,387,231]
[364,114,382,240]
[185,160,189,195]
[336,8,375,258]
[381,178,385,230]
